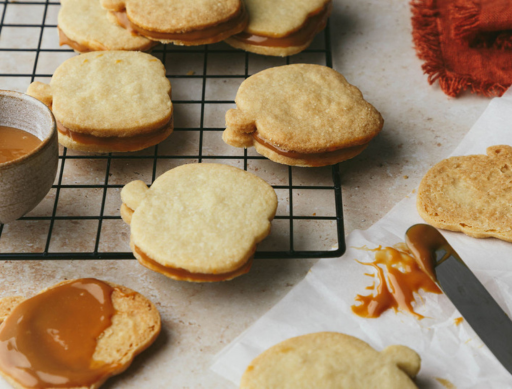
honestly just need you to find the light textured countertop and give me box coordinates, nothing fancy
[0,0,490,388]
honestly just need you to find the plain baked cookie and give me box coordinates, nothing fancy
[121,163,277,282]
[417,145,512,242]
[58,0,155,52]
[26,51,173,153]
[102,0,248,45]
[223,64,384,167]
[226,0,332,57]
[241,332,421,389]
[0,278,161,389]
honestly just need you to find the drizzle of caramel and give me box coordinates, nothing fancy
[436,377,457,389]
[231,2,332,48]
[0,126,42,164]
[454,317,464,326]
[57,120,172,152]
[134,244,253,282]
[351,244,442,319]
[252,132,368,167]
[0,279,117,388]
[113,4,248,44]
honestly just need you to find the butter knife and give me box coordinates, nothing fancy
[405,223,512,375]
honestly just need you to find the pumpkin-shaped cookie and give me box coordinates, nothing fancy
[121,163,277,282]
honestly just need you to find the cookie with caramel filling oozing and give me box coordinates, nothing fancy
[223,64,384,167]
[26,51,173,153]
[226,0,332,57]
[58,0,155,53]
[120,163,277,282]
[101,0,248,45]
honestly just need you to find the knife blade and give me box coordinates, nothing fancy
[405,224,512,376]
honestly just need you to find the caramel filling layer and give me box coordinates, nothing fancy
[252,132,366,160]
[0,279,117,388]
[231,2,332,48]
[134,244,253,282]
[58,27,155,53]
[57,119,172,152]
[113,5,247,43]
[58,28,99,53]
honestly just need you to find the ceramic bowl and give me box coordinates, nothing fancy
[0,90,58,224]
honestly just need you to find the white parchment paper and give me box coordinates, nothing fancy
[212,89,512,389]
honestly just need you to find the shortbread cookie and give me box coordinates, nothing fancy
[417,145,512,242]
[58,0,155,53]
[102,0,248,46]
[121,163,277,282]
[226,0,332,57]
[27,51,173,153]
[0,278,161,389]
[223,64,384,167]
[241,332,421,389]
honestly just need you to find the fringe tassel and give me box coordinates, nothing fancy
[410,0,509,97]
[451,0,480,40]
[495,33,512,50]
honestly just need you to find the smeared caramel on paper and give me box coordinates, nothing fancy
[351,244,441,319]
[436,377,457,389]
[0,279,117,388]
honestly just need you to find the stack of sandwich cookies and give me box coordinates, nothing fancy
[0,278,161,389]
[241,332,421,389]
[58,0,156,53]
[223,64,384,167]
[27,51,173,153]
[121,163,277,282]
[226,0,332,57]
[417,145,512,242]
[102,0,248,46]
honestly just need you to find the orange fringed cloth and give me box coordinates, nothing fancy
[411,0,512,97]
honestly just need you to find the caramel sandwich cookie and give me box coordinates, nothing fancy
[223,64,384,167]
[27,51,173,153]
[0,278,161,389]
[241,332,421,389]
[58,0,156,53]
[101,0,248,46]
[226,0,332,57]
[418,145,512,242]
[121,163,277,282]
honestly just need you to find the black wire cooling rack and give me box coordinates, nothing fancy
[0,0,346,260]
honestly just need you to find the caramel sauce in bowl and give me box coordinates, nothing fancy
[0,90,58,224]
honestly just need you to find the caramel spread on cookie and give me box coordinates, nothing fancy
[58,28,100,52]
[0,126,42,164]
[231,2,331,48]
[352,244,441,319]
[57,120,172,152]
[134,244,253,282]
[0,279,117,388]
[113,4,248,43]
